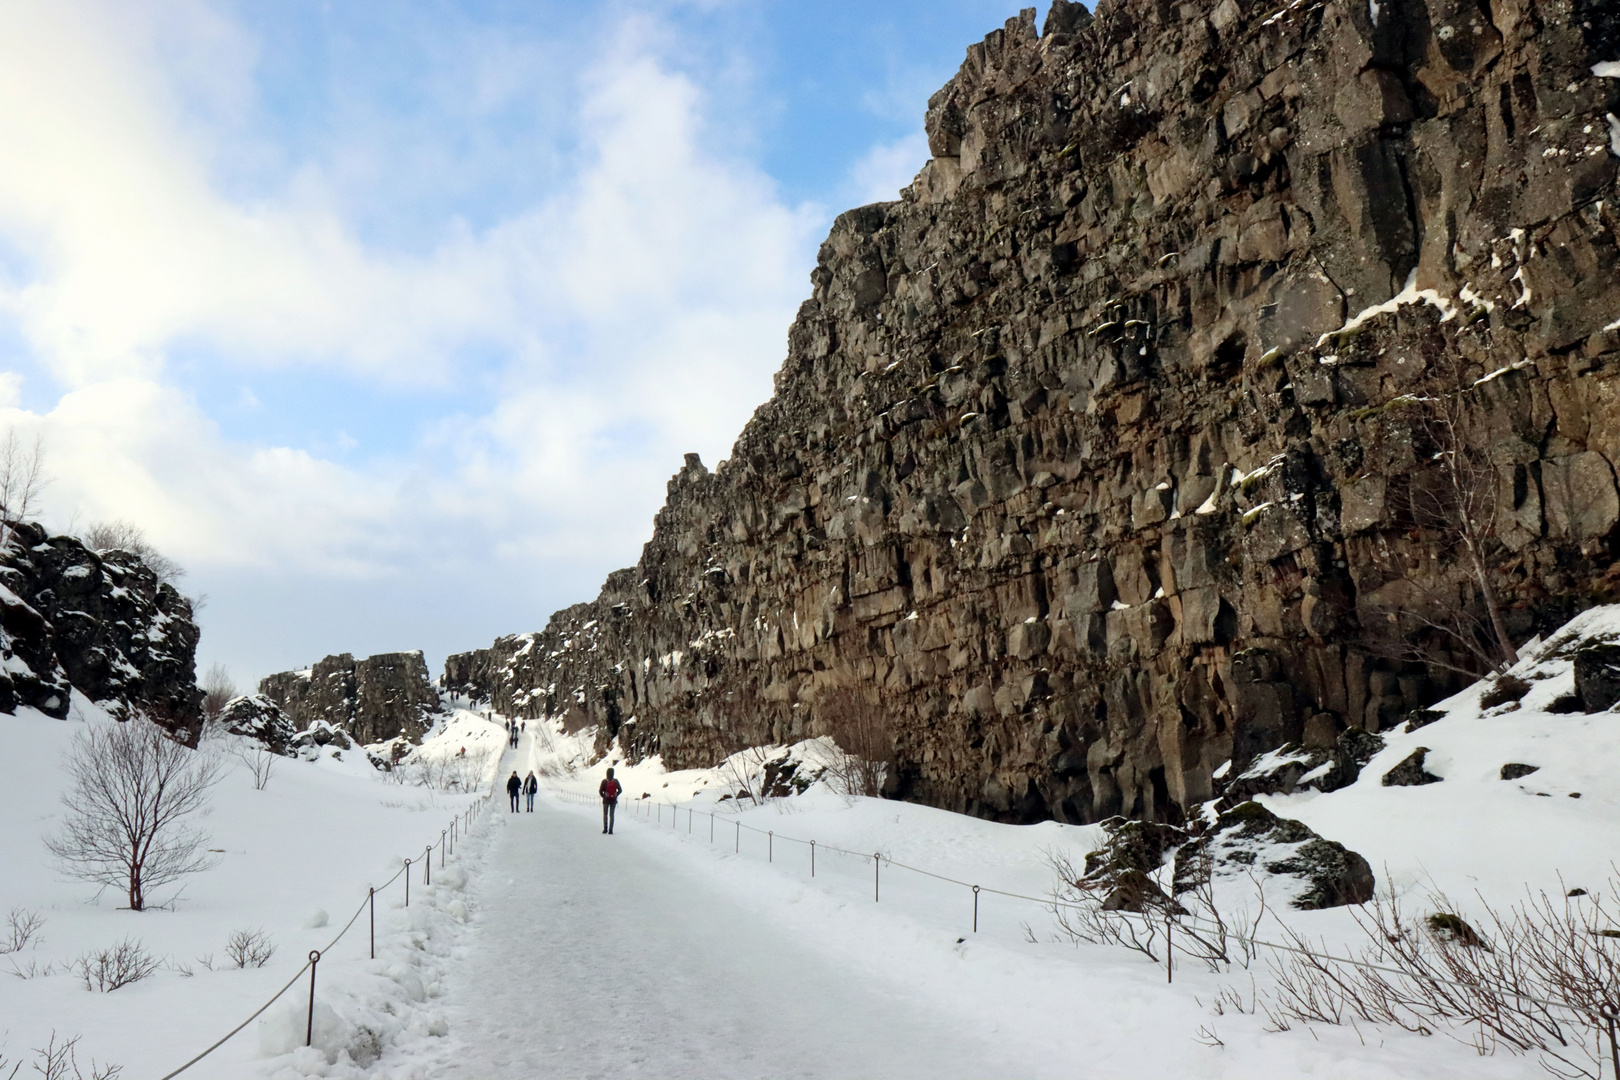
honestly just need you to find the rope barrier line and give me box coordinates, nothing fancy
[551,789,1618,1032]
[156,793,493,1080]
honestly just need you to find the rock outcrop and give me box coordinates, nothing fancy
[260,651,439,745]
[0,523,203,740]
[449,0,1620,824]
[216,693,297,754]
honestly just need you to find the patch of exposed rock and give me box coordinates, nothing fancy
[1381,746,1444,786]
[450,0,1620,825]
[1075,803,1375,911]
[216,694,297,755]
[1174,801,1376,910]
[260,651,439,745]
[0,523,202,741]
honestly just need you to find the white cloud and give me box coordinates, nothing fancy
[845,132,929,206]
[0,0,826,682]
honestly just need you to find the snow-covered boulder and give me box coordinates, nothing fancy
[216,693,296,754]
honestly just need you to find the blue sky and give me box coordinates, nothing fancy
[0,0,1048,689]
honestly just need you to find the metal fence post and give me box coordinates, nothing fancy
[874,853,881,901]
[1166,914,1173,984]
[369,887,375,959]
[710,813,714,842]
[425,846,432,886]
[768,831,773,863]
[973,885,980,933]
[735,820,740,852]
[305,950,321,1047]
[404,858,411,906]
[810,839,815,877]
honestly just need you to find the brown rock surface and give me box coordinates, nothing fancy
[261,651,439,745]
[447,0,1620,823]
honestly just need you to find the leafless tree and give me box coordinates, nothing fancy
[79,520,185,587]
[0,430,46,552]
[45,717,223,910]
[200,664,236,726]
[1366,360,1520,677]
[816,687,892,798]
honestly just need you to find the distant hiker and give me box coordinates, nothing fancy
[599,767,622,834]
[521,721,526,733]
[506,771,522,812]
[524,771,538,812]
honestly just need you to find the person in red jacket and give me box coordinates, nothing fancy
[598,768,622,834]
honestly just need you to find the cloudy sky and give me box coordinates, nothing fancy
[0,0,1040,689]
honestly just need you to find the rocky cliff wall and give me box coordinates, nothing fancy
[0,523,203,740]
[260,651,440,745]
[447,0,1620,824]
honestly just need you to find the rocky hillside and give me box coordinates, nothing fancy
[260,651,440,746]
[0,523,203,740]
[448,0,1620,824]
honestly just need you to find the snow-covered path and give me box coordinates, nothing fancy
[406,792,1031,1079]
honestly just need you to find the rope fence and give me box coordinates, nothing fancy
[155,792,493,1080]
[547,788,1620,1071]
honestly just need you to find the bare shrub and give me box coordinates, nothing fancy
[407,750,491,793]
[224,928,275,969]
[1265,880,1620,1078]
[79,520,184,586]
[73,939,159,992]
[816,687,892,797]
[1045,846,1269,973]
[200,663,236,726]
[1,907,44,954]
[720,746,780,806]
[25,1032,121,1080]
[46,717,223,910]
[6,956,54,980]
[232,744,277,791]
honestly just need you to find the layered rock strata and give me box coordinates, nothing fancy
[449,0,1620,823]
[260,651,439,745]
[0,523,203,740]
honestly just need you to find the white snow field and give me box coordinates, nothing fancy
[2,607,1620,1078]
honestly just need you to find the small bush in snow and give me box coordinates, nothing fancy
[46,716,223,910]
[1,906,44,954]
[225,928,275,969]
[16,1030,122,1080]
[232,744,277,791]
[73,938,159,992]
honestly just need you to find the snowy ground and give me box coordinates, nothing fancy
[3,609,1619,1078]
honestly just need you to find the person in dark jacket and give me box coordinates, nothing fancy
[598,767,622,834]
[506,771,522,812]
[523,771,538,812]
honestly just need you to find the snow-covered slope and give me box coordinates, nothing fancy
[3,606,1618,1078]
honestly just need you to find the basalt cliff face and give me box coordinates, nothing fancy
[260,651,441,746]
[447,0,1620,823]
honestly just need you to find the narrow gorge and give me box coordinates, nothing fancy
[428,0,1620,825]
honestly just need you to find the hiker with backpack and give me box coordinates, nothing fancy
[506,770,522,812]
[599,767,622,834]
[523,771,538,812]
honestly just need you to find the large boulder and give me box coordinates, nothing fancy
[1573,644,1620,712]
[1174,801,1376,910]
[217,694,297,755]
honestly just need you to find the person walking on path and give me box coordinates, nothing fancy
[507,770,522,812]
[523,771,538,812]
[599,768,622,834]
